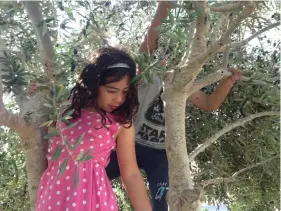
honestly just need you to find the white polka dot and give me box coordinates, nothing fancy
[71,139,75,142]
[57,191,60,195]
[57,201,60,205]
[66,197,70,201]
[111,205,114,210]
[97,191,100,195]
[106,132,110,135]
[83,178,87,182]
[66,176,70,180]
[96,172,99,175]
[71,131,74,135]
[72,203,76,207]
[88,130,92,133]
[83,189,86,193]
[101,177,104,181]
[87,116,91,119]
[67,186,70,190]
[88,122,91,125]
[66,208,69,211]
[81,141,84,144]
[96,119,101,122]
[43,200,45,204]
[80,148,84,152]
[83,200,87,205]
[95,164,99,167]
[90,146,94,149]
[104,202,107,206]
[107,140,110,143]
[83,168,86,171]
[90,138,94,141]
[105,192,107,196]
[96,204,99,208]
[78,126,82,130]
[56,141,59,144]
[66,166,70,170]
[116,123,120,126]
[48,196,51,200]
[40,195,43,199]
[100,143,103,147]
[101,157,104,160]
[48,206,51,210]
[50,185,53,189]
[46,172,50,176]
[74,161,78,165]
[51,166,54,171]
[40,186,43,189]
[62,149,65,152]
[74,192,77,196]
[100,186,102,190]
[56,181,60,185]
[98,135,102,138]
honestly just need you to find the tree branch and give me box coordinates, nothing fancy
[201,155,279,187]
[179,20,196,67]
[201,177,239,187]
[232,154,279,177]
[189,111,279,161]
[219,22,280,52]
[188,1,209,59]
[0,39,35,139]
[210,2,244,12]
[173,2,254,91]
[189,68,230,96]
[209,13,229,44]
[24,2,55,76]
[222,12,233,68]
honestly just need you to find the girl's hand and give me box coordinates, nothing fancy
[227,67,243,84]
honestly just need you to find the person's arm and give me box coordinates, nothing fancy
[138,1,172,74]
[189,67,242,112]
[116,123,152,211]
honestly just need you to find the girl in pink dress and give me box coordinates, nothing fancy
[36,47,152,211]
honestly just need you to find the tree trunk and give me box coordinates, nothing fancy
[24,132,48,211]
[163,87,205,210]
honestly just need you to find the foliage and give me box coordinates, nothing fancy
[0,1,279,210]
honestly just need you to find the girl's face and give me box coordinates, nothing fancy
[97,75,130,113]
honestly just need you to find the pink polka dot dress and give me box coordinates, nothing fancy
[36,109,120,211]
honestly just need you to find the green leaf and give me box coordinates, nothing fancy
[66,122,78,130]
[130,74,143,85]
[78,149,94,162]
[76,150,84,161]
[62,109,75,120]
[44,130,59,139]
[63,137,72,149]
[74,169,79,188]
[42,22,48,37]
[59,158,69,177]
[52,145,62,161]
[73,133,85,150]
[43,103,53,108]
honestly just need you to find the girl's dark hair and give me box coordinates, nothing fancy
[64,47,139,128]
